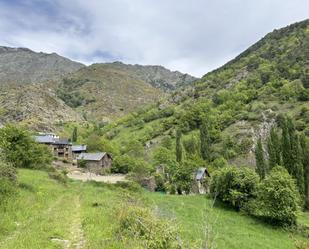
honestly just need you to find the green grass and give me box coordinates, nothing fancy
[1,169,309,248]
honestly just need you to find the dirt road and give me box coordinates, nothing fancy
[67,171,127,183]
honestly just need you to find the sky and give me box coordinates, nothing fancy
[0,0,308,77]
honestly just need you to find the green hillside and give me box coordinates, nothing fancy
[97,19,309,168]
[1,169,308,249]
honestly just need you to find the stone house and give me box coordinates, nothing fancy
[34,134,72,159]
[72,145,87,159]
[191,168,210,194]
[77,152,112,174]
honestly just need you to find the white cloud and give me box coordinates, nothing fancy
[0,0,308,77]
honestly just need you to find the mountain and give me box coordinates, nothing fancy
[56,63,165,122]
[0,46,84,84]
[0,46,197,128]
[0,47,85,130]
[96,62,197,90]
[101,19,309,167]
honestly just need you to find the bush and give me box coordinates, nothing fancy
[248,167,300,226]
[0,159,17,183]
[114,181,142,192]
[77,159,87,168]
[117,206,180,249]
[112,155,135,174]
[210,166,259,210]
[48,170,68,185]
[0,125,52,169]
[0,157,17,202]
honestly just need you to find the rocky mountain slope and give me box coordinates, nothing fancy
[0,47,197,129]
[56,64,165,122]
[0,46,84,84]
[96,62,197,90]
[101,18,309,167]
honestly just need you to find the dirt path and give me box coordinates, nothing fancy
[68,171,127,183]
[69,195,85,249]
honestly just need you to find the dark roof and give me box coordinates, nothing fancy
[72,145,87,152]
[195,168,210,180]
[53,138,70,145]
[34,135,70,145]
[77,152,106,161]
[34,135,55,144]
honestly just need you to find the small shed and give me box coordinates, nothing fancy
[77,152,112,174]
[72,145,87,159]
[191,167,210,194]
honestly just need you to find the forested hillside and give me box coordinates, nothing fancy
[93,19,309,170]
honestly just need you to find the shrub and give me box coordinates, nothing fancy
[0,125,52,169]
[114,181,142,192]
[112,155,135,174]
[248,167,300,226]
[48,170,68,185]
[117,206,180,249]
[0,158,17,183]
[77,159,87,168]
[210,166,259,210]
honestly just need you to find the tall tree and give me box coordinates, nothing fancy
[175,129,183,163]
[300,134,309,203]
[200,118,211,161]
[255,138,266,179]
[72,127,78,143]
[281,116,304,195]
[281,117,291,173]
[293,134,305,195]
[267,127,281,170]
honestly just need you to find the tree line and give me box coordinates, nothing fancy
[255,115,309,207]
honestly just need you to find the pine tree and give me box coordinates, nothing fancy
[294,134,305,195]
[267,127,281,170]
[281,117,291,173]
[255,138,266,179]
[300,134,309,203]
[72,127,78,143]
[282,116,304,195]
[200,118,211,161]
[176,129,183,163]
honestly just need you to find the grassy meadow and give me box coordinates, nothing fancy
[0,169,309,249]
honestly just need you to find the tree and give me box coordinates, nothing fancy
[281,117,291,173]
[0,125,52,169]
[255,138,266,179]
[200,118,211,161]
[300,134,309,205]
[282,117,305,195]
[175,129,183,163]
[267,127,281,170]
[250,167,300,227]
[210,166,259,210]
[72,127,78,143]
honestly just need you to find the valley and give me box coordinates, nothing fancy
[1,169,308,249]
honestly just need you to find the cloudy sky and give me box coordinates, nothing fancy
[0,0,308,77]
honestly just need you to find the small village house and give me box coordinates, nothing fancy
[72,145,87,159]
[191,167,210,194]
[77,152,112,174]
[34,133,72,159]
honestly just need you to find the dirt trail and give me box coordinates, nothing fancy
[68,171,127,183]
[69,195,85,249]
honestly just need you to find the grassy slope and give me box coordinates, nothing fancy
[1,169,309,249]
